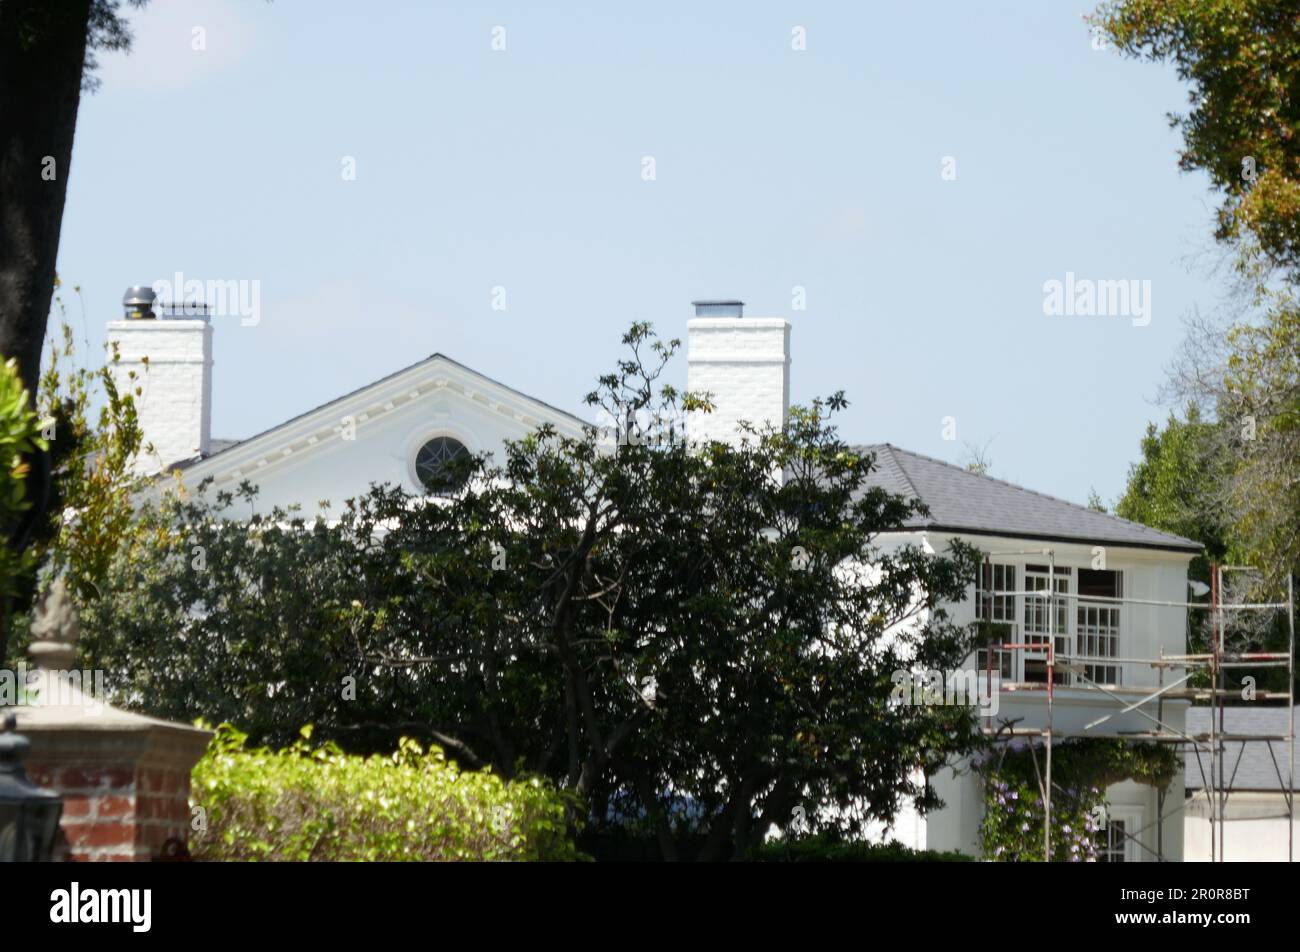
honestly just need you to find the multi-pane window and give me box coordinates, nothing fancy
[971,561,1126,687]
[1077,569,1123,685]
[976,563,1016,623]
[1096,818,1128,862]
[975,563,1015,679]
[1022,565,1071,684]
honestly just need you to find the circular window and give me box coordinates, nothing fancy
[414,436,470,494]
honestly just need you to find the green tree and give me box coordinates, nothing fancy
[1097,1,1300,591]
[0,1,146,397]
[84,324,986,861]
[0,283,144,664]
[0,357,49,617]
[1222,304,1300,584]
[1116,407,1292,693]
[0,1,151,620]
[1093,0,1300,279]
[1115,406,1231,562]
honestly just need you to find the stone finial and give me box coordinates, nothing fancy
[28,578,80,671]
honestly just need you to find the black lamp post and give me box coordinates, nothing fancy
[0,713,63,862]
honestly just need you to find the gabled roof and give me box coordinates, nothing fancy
[176,352,590,472]
[1184,706,1298,791]
[851,444,1202,554]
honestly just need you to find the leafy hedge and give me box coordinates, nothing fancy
[190,724,580,861]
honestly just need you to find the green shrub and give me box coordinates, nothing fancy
[191,724,581,861]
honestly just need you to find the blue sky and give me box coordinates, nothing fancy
[55,0,1226,506]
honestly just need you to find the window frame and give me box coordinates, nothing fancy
[971,560,1126,687]
[412,434,473,496]
[1096,805,1143,862]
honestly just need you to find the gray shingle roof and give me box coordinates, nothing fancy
[851,444,1202,553]
[1184,706,1297,791]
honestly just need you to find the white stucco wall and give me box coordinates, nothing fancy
[1184,792,1299,861]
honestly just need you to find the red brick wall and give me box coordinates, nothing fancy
[26,761,193,862]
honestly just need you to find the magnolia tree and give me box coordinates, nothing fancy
[84,324,984,860]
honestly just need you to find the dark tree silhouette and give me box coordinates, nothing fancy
[0,0,144,394]
[0,0,145,572]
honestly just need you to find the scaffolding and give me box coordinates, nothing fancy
[975,554,1295,862]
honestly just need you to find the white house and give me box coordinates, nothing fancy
[109,289,1202,861]
[853,451,1198,861]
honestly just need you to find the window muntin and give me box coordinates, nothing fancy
[1095,808,1142,862]
[1096,817,1128,862]
[976,563,1016,623]
[1077,569,1122,685]
[1022,565,1071,685]
[975,563,1016,679]
[971,562,1125,687]
[415,436,470,494]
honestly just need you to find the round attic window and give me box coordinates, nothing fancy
[415,436,470,494]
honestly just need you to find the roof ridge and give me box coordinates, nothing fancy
[867,443,920,500]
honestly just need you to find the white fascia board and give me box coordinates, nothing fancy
[178,358,587,487]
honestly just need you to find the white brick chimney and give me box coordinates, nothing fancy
[686,300,790,445]
[108,287,213,474]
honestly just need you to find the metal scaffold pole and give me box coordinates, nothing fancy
[977,560,1295,863]
[1289,573,1295,864]
[1045,550,1055,863]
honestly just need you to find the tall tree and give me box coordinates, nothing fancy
[1094,0,1300,279]
[0,1,145,599]
[1115,407,1232,562]
[1096,1,1300,588]
[0,0,143,396]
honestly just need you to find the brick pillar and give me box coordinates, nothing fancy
[23,725,210,862]
[9,579,212,861]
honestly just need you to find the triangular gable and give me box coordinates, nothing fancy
[175,353,589,489]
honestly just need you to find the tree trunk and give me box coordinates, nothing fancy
[0,0,94,663]
[0,0,94,397]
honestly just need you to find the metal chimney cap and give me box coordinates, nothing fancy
[122,286,157,306]
[691,300,744,318]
